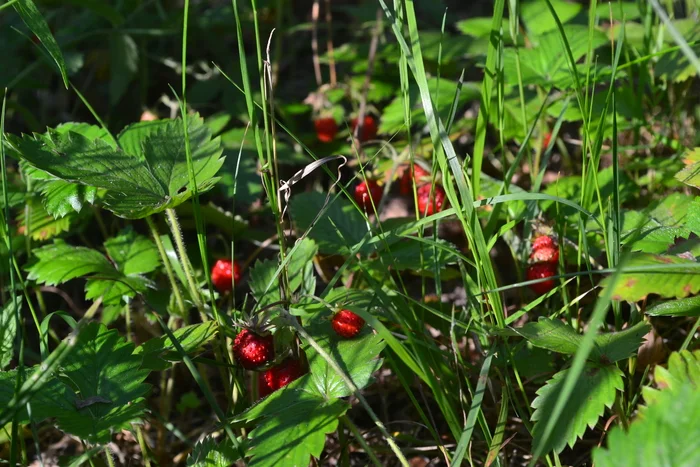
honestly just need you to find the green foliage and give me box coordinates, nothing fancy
[521,0,583,35]
[0,298,19,370]
[646,295,700,317]
[136,321,219,371]
[512,318,649,364]
[187,436,241,466]
[0,323,150,444]
[675,148,700,189]
[594,372,700,466]
[603,253,700,302]
[531,364,623,455]
[7,115,224,219]
[642,350,700,406]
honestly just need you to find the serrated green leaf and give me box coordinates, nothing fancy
[135,321,219,371]
[593,380,700,467]
[40,180,98,218]
[104,228,159,276]
[289,192,367,255]
[531,364,623,455]
[236,379,349,467]
[646,296,700,317]
[642,350,700,407]
[593,321,650,364]
[514,318,651,364]
[675,148,700,189]
[56,322,150,444]
[603,253,700,302]
[13,0,69,87]
[303,311,385,399]
[249,238,318,308]
[7,115,225,219]
[17,197,75,240]
[187,436,241,467]
[0,367,70,425]
[26,240,116,285]
[0,298,19,370]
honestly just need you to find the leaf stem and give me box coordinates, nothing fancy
[145,216,187,316]
[165,208,205,314]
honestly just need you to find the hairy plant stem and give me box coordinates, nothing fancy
[145,216,187,316]
[165,208,206,315]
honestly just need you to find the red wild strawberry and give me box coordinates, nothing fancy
[526,262,557,295]
[211,259,242,293]
[417,183,447,216]
[400,163,430,196]
[351,115,378,142]
[530,236,559,264]
[257,372,273,398]
[262,358,306,393]
[332,309,365,339]
[233,329,274,370]
[314,117,338,143]
[543,132,552,149]
[354,179,383,212]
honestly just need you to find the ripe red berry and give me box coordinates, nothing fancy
[530,236,559,264]
[543,132,552,149]
[351,116,378,142]
[257,372,273,398]
[417,184,447,216]
[354,179,383,212]
[211,259,242,293]
[399,164,430,196]
[331,309,365,339]
[315,117,338,143]
[526,262,557,295]
[262,358,306,393]
[233,329,274,370]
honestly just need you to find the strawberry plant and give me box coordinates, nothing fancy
[1,0,700,465]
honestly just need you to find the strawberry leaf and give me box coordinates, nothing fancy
[531,363,623,455]
[602,253,700,302]
[592,321,650,364]
[6,114,224,219]
[186,436,242,467]
[235,379,349,467]
[593,379,700,467]
[642,350,700,407]
[289,192,368,255]
[135,321,219,371]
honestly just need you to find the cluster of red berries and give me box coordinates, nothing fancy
[400,163,447,216]
[525,235,559,295]
[231,309,365,398]
[314,115,378,144]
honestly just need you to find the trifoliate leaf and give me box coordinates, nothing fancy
[289,192,367,255]
[531,364,623,455]
[135,321,219,371]
[249,238,317,308]
[602,253,700,302]
[0,298,19,370]
[187,436,242,467]
[513,318,650,364]
[235,378,349,467]
[55,322,150,444]
[7,114,224,219]
[593,380,700,467]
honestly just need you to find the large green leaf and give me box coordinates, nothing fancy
[521,0,583,35]
[135,321,219,371]
[237,381,348,467]
[646,296,700,317]
[26,240,117,285]
[55,323,150,443]
[512,318,649,364]
[289,192,367,255]
[603,253,700,302]
[593,379,700,467]
[7,115,224,219]
[0,298,19,370]
[531,364,623,455]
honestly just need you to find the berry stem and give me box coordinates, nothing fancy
[282,311,409,466]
